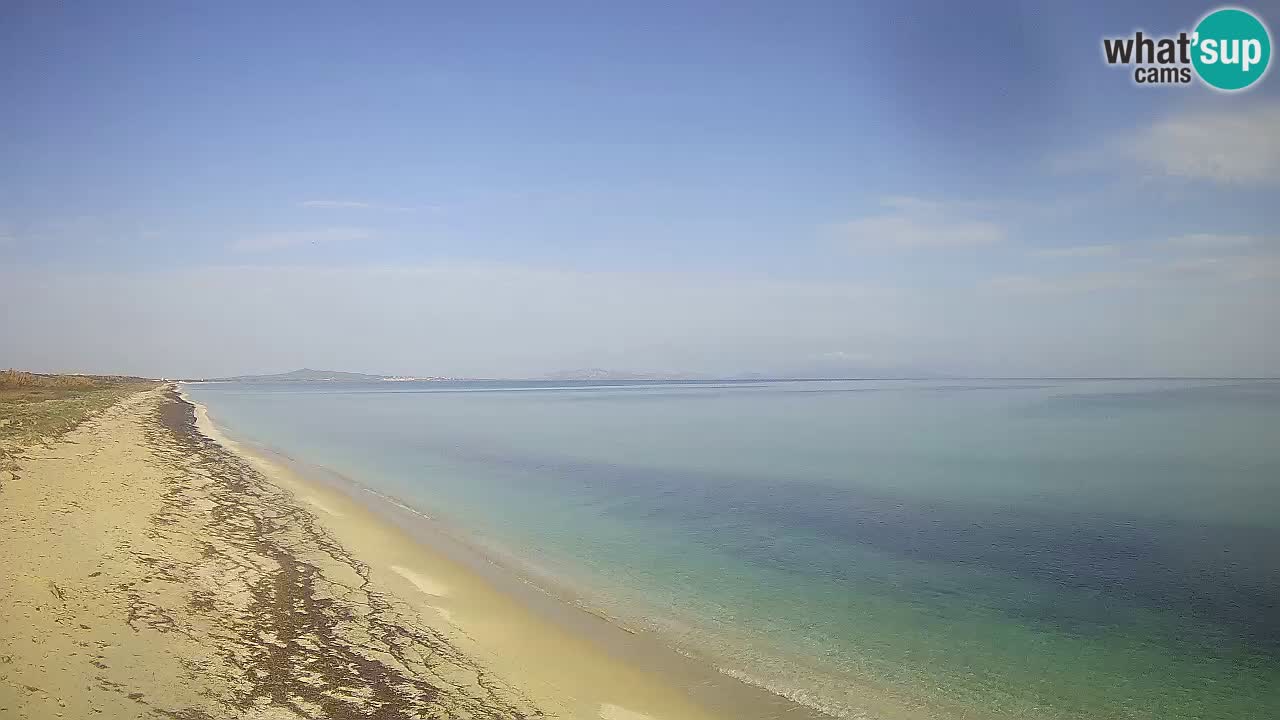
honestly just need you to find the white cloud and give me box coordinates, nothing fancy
[232,227,372,252]
[299,199,427,212]
[1031,235,1266,261]
[985,268,1151,295]
[1033,244,1119,259]
[877,196,945,213]
[813,350,878,365]
[1166,233,1259,249]
[1057,102,1280,185]
[1134,103,1280,184]
[990,248,1280,296]
[834,197,1006,249]
[299,200,375,209]
[1163,253,1280,282]
[998,229,1278,296]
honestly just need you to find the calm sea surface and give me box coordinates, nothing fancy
[182,379,1280,719]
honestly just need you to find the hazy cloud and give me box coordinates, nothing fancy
[1031,235,1265,261]
[985,269,1151,296]
[0,263,906,378]
[232,227,373,252]
[1033,244,1119,259]
[877,196,945,213]
[298,199,426,212]
[299,200,375,209]
[1133,104,1280,184]
[1057,102,1280,185]
[1162,253,1280,283]
[1166,233,1260,250]
[4,262,1276,379]
[835,197,1006,249]
[990,249,1280,296]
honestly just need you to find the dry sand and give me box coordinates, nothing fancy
[0,385,733,719]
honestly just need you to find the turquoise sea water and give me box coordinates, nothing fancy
[182,379,1280,719]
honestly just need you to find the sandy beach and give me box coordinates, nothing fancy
[0,384,742,719]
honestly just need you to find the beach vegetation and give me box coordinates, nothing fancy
[0,370,157,481]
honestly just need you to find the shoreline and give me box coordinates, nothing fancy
[2,385,544,718]
[179,386,828,720]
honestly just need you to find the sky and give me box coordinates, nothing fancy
[2,0,1279,378]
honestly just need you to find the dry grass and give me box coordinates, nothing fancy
[0,370,159,480]
[0,368,148,396]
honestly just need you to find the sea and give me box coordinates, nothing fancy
[180,378,1280,719]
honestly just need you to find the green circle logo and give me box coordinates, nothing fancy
[1192,8,1272,90]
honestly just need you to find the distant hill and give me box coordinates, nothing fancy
[192,365,948,384]
[201,368,386,383]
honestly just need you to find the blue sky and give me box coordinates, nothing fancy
[3,1,1279,377]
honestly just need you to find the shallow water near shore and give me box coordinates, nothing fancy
[182,378,1280,719]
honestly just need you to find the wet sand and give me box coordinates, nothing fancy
[0,385,793,719]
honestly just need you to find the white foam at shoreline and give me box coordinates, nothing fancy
[599,703,659,720]
[302,495,344,517]
[711,664,852,719]
[390,564,450,597]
